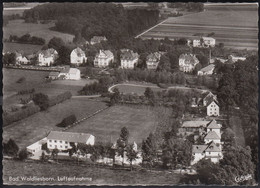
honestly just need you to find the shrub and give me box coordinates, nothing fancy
[3,139,19,157]
[56,114,77,128]
[18,148,28,160]
[32,93,49,111]
[16,77,26,83]
[48,91,72,107]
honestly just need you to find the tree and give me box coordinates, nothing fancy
[110,88,121,105]
[157,54,171,72]
[120,127,129,145]
[18,148,28,160]
[126,144,139,171]
[3,53,16,65]
[3,139,19,157]
[141,133,157,166]
[51,148,59,162]
[55,45,71,65]
[32,93,49,111]
[144,87,154,101]
[48,37,65,51]
[116,127,129,166]
[40,151,47,162]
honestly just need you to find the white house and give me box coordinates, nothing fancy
[206,119,221,138]
[26,138,47,155]
[178,120,210,136]
[191,144,207,165]
[94,50,114,68]
[179,53,199,72]
[59,67,81,80]
[16,52,29,65]
[90,36,107,45]
[120,49,139,69]
[193,37,216,48]
[202,37,216,47]
[47,131,95,151]
[38,48,58,66]
[146,52,161,70]
[207,100,220,116]
[197,64,215,75]
[70,47,87,65]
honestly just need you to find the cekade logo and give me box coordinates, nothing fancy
[235,174,252,183]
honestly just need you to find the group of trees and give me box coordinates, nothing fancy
[56,114,77,128]
[3,52,16,65]
[23,3,159,46]
[8,34,45,45]
[3,139,28,160]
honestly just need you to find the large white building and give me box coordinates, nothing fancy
[120,49,139,69]
[90,36,107,45]
[146,52,161,70]
[38,48,58,66]
[70,47,87,65]
[179,53,199,72]
[47,131,95,151]
[94,50,114,68]
[207,100,220,116]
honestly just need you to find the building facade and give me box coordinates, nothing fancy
[120,49,139,69]
[70,47,87,65]
[38,48,58,66]
[197,64,215,75]
[90,36,107,45]
[179,53,199,72]
[146,52,161,70]
[207,100,220,116]
[94,50,114,68]
[47,131,95,151]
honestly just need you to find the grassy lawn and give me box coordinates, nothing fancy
[3,19,74,44]
[3,42,43,54]
[67,105,162,144]
[3,159,181,185]
[3,68,94,109]
[141,4,258,49]
[115,84,163,95]
[3,98,108,149]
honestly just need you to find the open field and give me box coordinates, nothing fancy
[3,68,94,109]
[3,159,181,185]
[3,99,108,149]
[3,42,43,54]
[3,19,74,45]
[66,105,161,144]
[140,4,258,50]
[115,84,164,95]
[3,3,42,16]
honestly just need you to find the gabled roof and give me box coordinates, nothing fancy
[198,64,215,73]
[192,145,208,153]
[68,68,80,74]
[39,48,58,58]
[121,50,139,61]
[207,119,221,129]
[47,131,93,143]
[204,131,220,140]
[97,50,113,58]
[205,141,221,152]
[207,99,219,107]
[146,52,161,61]
[181,121,210,128]
[179,53,199,65]
[72,47,85,57]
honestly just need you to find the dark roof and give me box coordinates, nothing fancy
[121,50,139,61]
[192,145,208,153]
[205,141,222,152]
[206,99,219,107]
[47,131,93,143]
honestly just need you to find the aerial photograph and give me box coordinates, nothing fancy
[2,2,258,186]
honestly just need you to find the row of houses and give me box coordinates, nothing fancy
[187,37,216,48]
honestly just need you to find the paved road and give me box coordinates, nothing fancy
[108,83,209,93]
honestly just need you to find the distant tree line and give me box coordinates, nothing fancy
[8,34,45,45]
[23,3,159,45]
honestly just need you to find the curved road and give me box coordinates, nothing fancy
[108,83,209,93]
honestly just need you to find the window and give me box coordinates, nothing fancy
[49,140,52,142]
[210,129,212,131]
[209,152,211,154]
[60,145,62,148]
[65,141,68,144]
[54,140,57,143]
[65,146,68,149]
[60,141,62,143]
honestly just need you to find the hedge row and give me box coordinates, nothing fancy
[48,91,72,107]
[56,114,76,128]
[17,88,35,95]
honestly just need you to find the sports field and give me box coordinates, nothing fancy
[3,99,108,149]
[66,105,164,144]
[140,4,258,50]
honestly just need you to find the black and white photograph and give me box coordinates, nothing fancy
[2,1,259,186]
